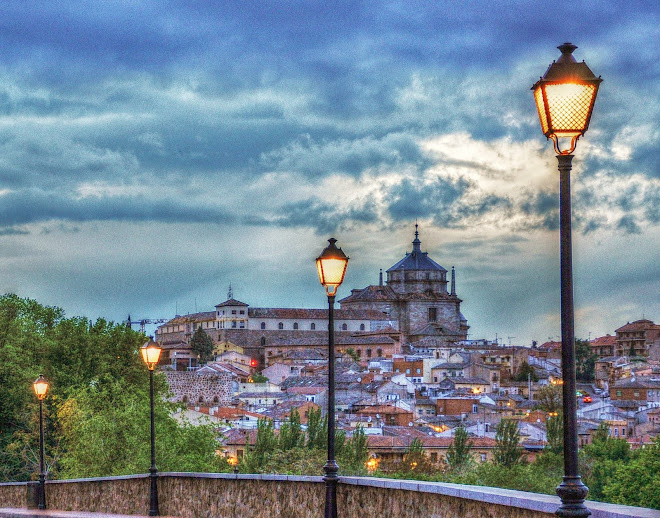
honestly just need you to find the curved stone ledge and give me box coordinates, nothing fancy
[1,474,657,518]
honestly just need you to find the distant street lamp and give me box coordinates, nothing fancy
[141,339,162,517]
[32,374,49,510]
[532,42,602,518]
[316,238,349,518]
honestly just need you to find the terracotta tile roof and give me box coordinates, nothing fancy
[615,319,659,333]
[216,298,249,307]
[590,334,616,346]
[366,435,496,449]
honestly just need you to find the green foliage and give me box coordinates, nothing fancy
[189,326,215,364]
[446,426,473,471]
[493,419,522,468]
[56,376,222,478]
[546,412,563,454]
[401,438,436,475]
[600,439,660,509]
[340,426,369,474]
[575,339,597,382]
[344,348,360,362]
[251,373,269,383]
[242,419,277,472]
[534,384,562,414]
[278,409,304,450]
[305,407,327,450]
[513,361,538,382]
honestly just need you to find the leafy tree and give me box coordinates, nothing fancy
[189,326,215,364]
[546,411,563,454]
[401,438,436,474]
[575,339,596,382]
[57,376,222,477]
[242,419,278,472]
[306,407,327,450]
[446,426,473,471]
[581,423,631,501]
[535,384,562,414]
[251,373,269,383]
[602,438,660,509]
[513,361,538,382]
[344,348,360,362]
[340,425,369,474]
[278,409,304,450]
[494,419,523,468]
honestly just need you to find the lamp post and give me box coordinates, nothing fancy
[141,339,162,517]
[316,238,349,518]
[532,42,602,518]
[32,374,49,510]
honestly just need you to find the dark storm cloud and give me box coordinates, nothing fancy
[273,198,379,234]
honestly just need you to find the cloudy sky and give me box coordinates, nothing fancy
[0,1,658,345]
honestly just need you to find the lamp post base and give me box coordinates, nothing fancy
[323,460,339,518]
[556,476,590,517]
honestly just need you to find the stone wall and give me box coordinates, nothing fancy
[164,371,233,405]
[1,474,655,518]
[0,483,23,509]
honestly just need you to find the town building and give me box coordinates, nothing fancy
[615,319,660,357]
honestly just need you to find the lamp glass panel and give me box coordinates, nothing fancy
[533,87,549,134]
[141,345,162,367]
[33,380,49,398]
[317,257,347,287]
[544,83,596,135]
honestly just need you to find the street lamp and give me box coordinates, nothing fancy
[32,374,49,510]
[532,42,602,518]
[141,339,162,516]
[316,238,349,518]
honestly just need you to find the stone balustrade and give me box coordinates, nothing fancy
[1,474,657,518]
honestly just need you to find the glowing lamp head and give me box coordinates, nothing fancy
[250,358,258,368]
[141,339,162,371]
[532,42,602,155]
[33,374,49,400]
[316,238,349,297]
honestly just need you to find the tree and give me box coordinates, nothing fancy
[401,438,436,475]
[189,326,215,364]
[513,361,538,382]
[251,373,269,383]
[278,409,304,451]
[57,376,222,478]
[306,407,327,451]
[494,419,522,468]
[535,384,562,414]
[575,339,596,382]
[340,426,369,474]
[242,419,277,472]
[446,426,473,471]
[546,411,563,454]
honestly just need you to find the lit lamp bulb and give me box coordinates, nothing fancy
[141,339,162,371]
[33,375,49,400]
[316,238,349,297]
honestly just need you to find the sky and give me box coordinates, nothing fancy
[0,1,658,346]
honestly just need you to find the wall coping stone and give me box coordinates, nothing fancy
[2,474,659,518]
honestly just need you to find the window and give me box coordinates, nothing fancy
[614,428,619,436]
[240,310,245,315]
[616,390,622,397]
[472,404,478,413]
[232,321,237,328]
[342,323,347,330]
[278,322,284,330]
[366,349,372,358]
[239,321,245,328]
[311,323,316,330]
[260,337,266,346]
[293,322,299,330]
[377,349,383,357]
[416,368,421,374]
[406,368,411,374]
[428,307,437,322]
[480,453,487,463]
[232,310,237,315]
[434,377,438,382]
[237,449,244,458]
[261,322,266,330]
[360,323,365,331]
[634,391,640,397]
[430,452,437,463]
[622,428,626,436]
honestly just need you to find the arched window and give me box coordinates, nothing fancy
[278,322,284,330]
[311,323,316,330]
[261,322,266,330]
[260,337,266,346]
[366,349,372,358]
[360,323,365,331]
[341,323,347,331]
[293,322,299,330]
[357,349,362,357]
[377,348,383,357]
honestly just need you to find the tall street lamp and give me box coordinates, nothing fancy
[141,339,162,517]
[316,238,349,518]
[33,374,49,510]
[532,42,602,518]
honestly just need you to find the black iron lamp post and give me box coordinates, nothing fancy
[32,374,49,510]
[532,42,602,518]
[141,339,163,517]
[316,238,349,518]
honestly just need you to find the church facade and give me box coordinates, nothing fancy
[155,227,469,367]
